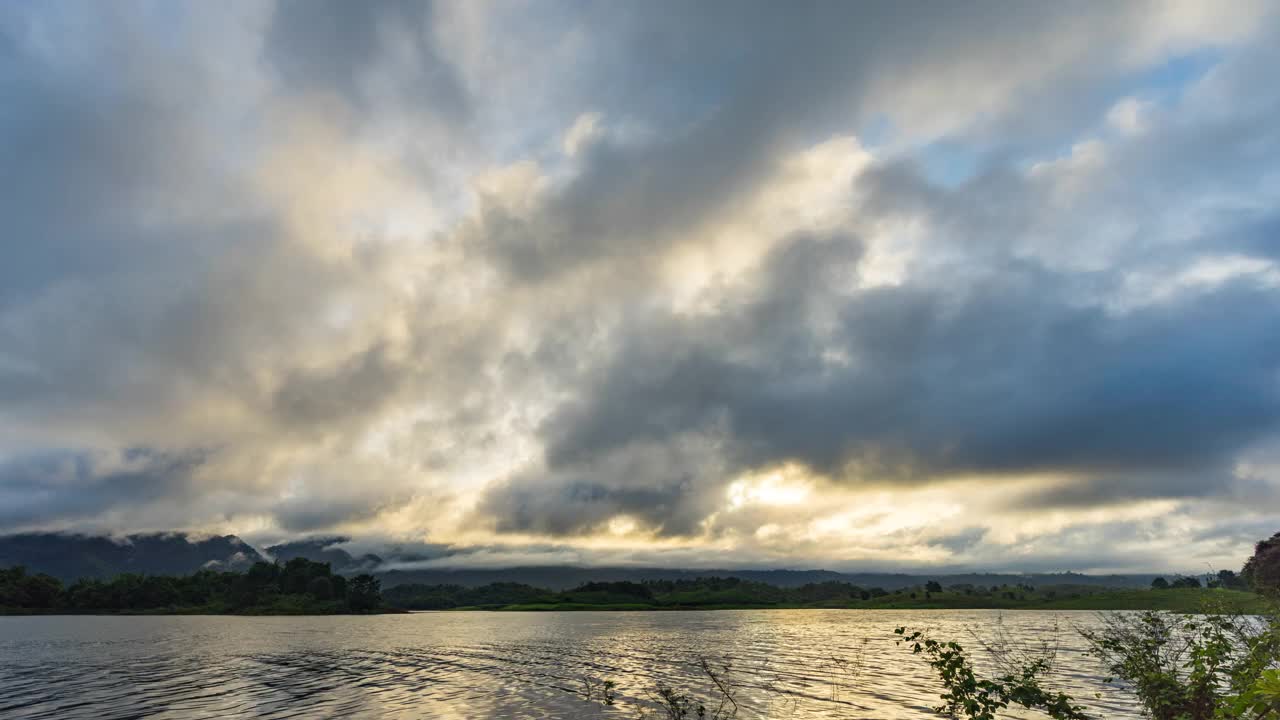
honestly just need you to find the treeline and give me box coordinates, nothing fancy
[382,577,893,609]
[380,576,1163,610]
[1150,569,1249,590]
[0,558,383,614]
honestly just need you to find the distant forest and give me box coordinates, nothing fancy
[0,558,384,614]
[381,572,1268,612]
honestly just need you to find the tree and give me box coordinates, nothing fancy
[348,574,381,611]
[925,580,943,593]
[1215,569,1246,590]
[1151,577,1170,590]
[1243,532,1280,597]
[1171,576,1201,589]
[307,576,333,600]
[0,566,63,608]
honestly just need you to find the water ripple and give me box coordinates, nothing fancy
[0,610,1142,719]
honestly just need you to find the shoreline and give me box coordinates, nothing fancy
[434,587,1271,614]
[4,588,1267,617]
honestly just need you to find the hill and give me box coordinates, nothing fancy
[0,533,262,582]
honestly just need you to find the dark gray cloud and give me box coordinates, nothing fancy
[271,344,406,430]
[470,0,1179,284]
[0,449,207,530]
[482,439,728,536]
[273,496,392,534]
[1006,469,1279,512]
[484,190,1280,534]
[0,11,217,307]
[264,0,468,122]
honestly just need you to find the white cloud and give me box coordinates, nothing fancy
[1106,97,1152,135]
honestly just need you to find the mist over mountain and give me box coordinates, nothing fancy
[0,533,262,583]
[265,537,383,574]
[0,532,1168,590]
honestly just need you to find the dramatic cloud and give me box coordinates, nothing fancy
[2,1,1279,572]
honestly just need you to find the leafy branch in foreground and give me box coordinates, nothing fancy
[894,626,1091,720]
[901,604,1280,720]
[896,528,1280,720]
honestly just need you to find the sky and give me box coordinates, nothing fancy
[2,1,1280,574]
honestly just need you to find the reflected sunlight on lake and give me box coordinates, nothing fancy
[0,610,1143,719]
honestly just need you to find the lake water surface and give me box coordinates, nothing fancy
[0,610,1143,719]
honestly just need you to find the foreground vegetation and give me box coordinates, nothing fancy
[893,607,1280,720]
[575,603,1279,719]
[578,531,1280,719]
[577,604,1279,720]
[0,558,385,614]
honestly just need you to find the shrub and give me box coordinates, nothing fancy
[1081,609,1280,720]
[894,627,1090,720]
[901,605,1279,720]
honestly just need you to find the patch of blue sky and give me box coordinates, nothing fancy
[861,49,1227,190]
[916,138,986,188]
[856,113,894,151]
[1018,49,1225,174]
[1128,48,1225,104]
[850,113,987,188]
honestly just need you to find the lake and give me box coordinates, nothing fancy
[0,609,1142,719]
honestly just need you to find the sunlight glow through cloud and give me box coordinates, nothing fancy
[2,1,1279,573]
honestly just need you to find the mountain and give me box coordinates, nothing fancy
[0,532,1168,589]
[265,537,383,574]
[374,566,1163,591]
[0,533,263,582]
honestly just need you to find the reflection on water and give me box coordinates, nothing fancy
[0,610,1141,719]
